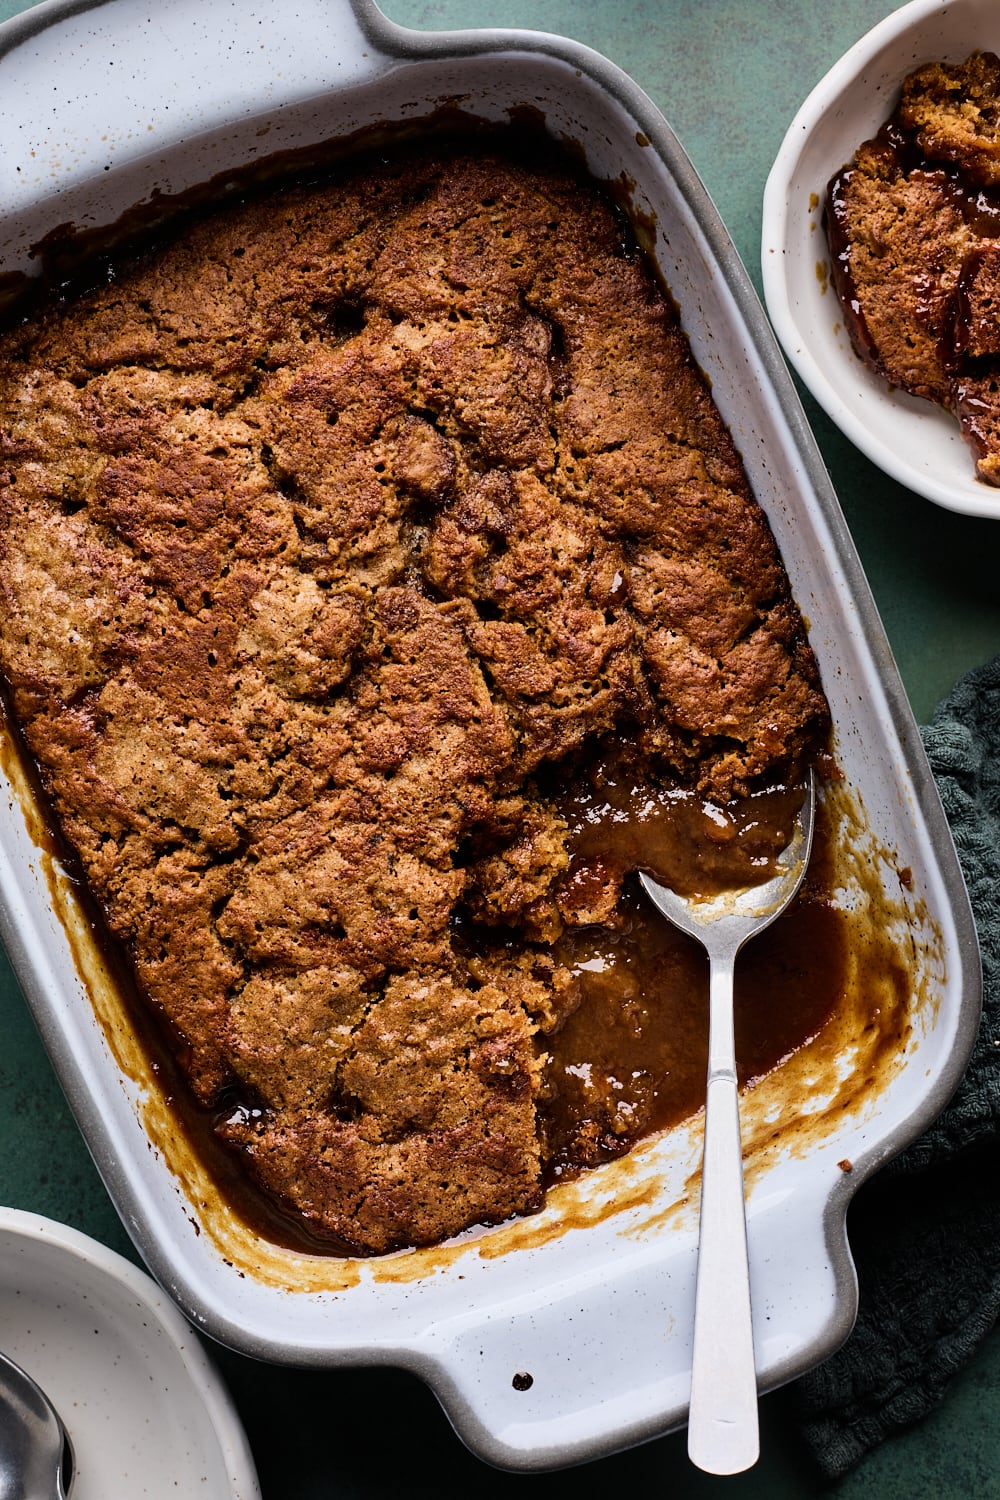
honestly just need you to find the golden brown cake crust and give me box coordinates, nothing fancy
[899,50,1000,187]
[0,142,827,1253]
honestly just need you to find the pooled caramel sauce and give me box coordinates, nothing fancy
[557,752,805,897]
[540,770,846,1183]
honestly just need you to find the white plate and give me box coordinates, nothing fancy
[762,0,1000,517]
[0,1208,260,1500]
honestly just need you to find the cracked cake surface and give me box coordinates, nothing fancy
[0,142,828,1253]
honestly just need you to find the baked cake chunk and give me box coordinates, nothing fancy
[827,50,1000,485]
[899,50,1000,187]
[826,137,974,402]
[950,241,1000,359]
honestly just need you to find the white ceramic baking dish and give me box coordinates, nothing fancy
[762,0,1000,517]
[0,0,981,1472]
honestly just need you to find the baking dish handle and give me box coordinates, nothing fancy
[0,0,395,279]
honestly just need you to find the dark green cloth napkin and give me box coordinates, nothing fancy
[794,652,1000,1480]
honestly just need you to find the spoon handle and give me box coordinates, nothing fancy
[686,948,760,1476]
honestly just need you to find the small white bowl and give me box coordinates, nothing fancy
[0,1209,260,1500]
[762,0,1000,517]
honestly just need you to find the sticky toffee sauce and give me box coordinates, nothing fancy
[537,760,849,1183]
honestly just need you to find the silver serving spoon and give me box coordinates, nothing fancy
[0,1349,74,1499]
[639,772,815,1476]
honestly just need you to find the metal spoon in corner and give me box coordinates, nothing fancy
[639,771,816,1476]
[0,1348,74,1499]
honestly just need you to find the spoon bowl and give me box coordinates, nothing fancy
[639,771,816,1476]
[0,1348,74,1499]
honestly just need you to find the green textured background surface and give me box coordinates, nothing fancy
[1,0,999,1495]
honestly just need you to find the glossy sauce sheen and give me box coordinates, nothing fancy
[541,772,852,1182]
[558,753,804,896]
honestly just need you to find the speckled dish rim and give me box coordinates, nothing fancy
[0,0,983,1473]
[761,0,1000,517]
[0,1206,261,1498]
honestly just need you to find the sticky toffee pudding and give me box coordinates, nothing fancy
[0,137,844,1255]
